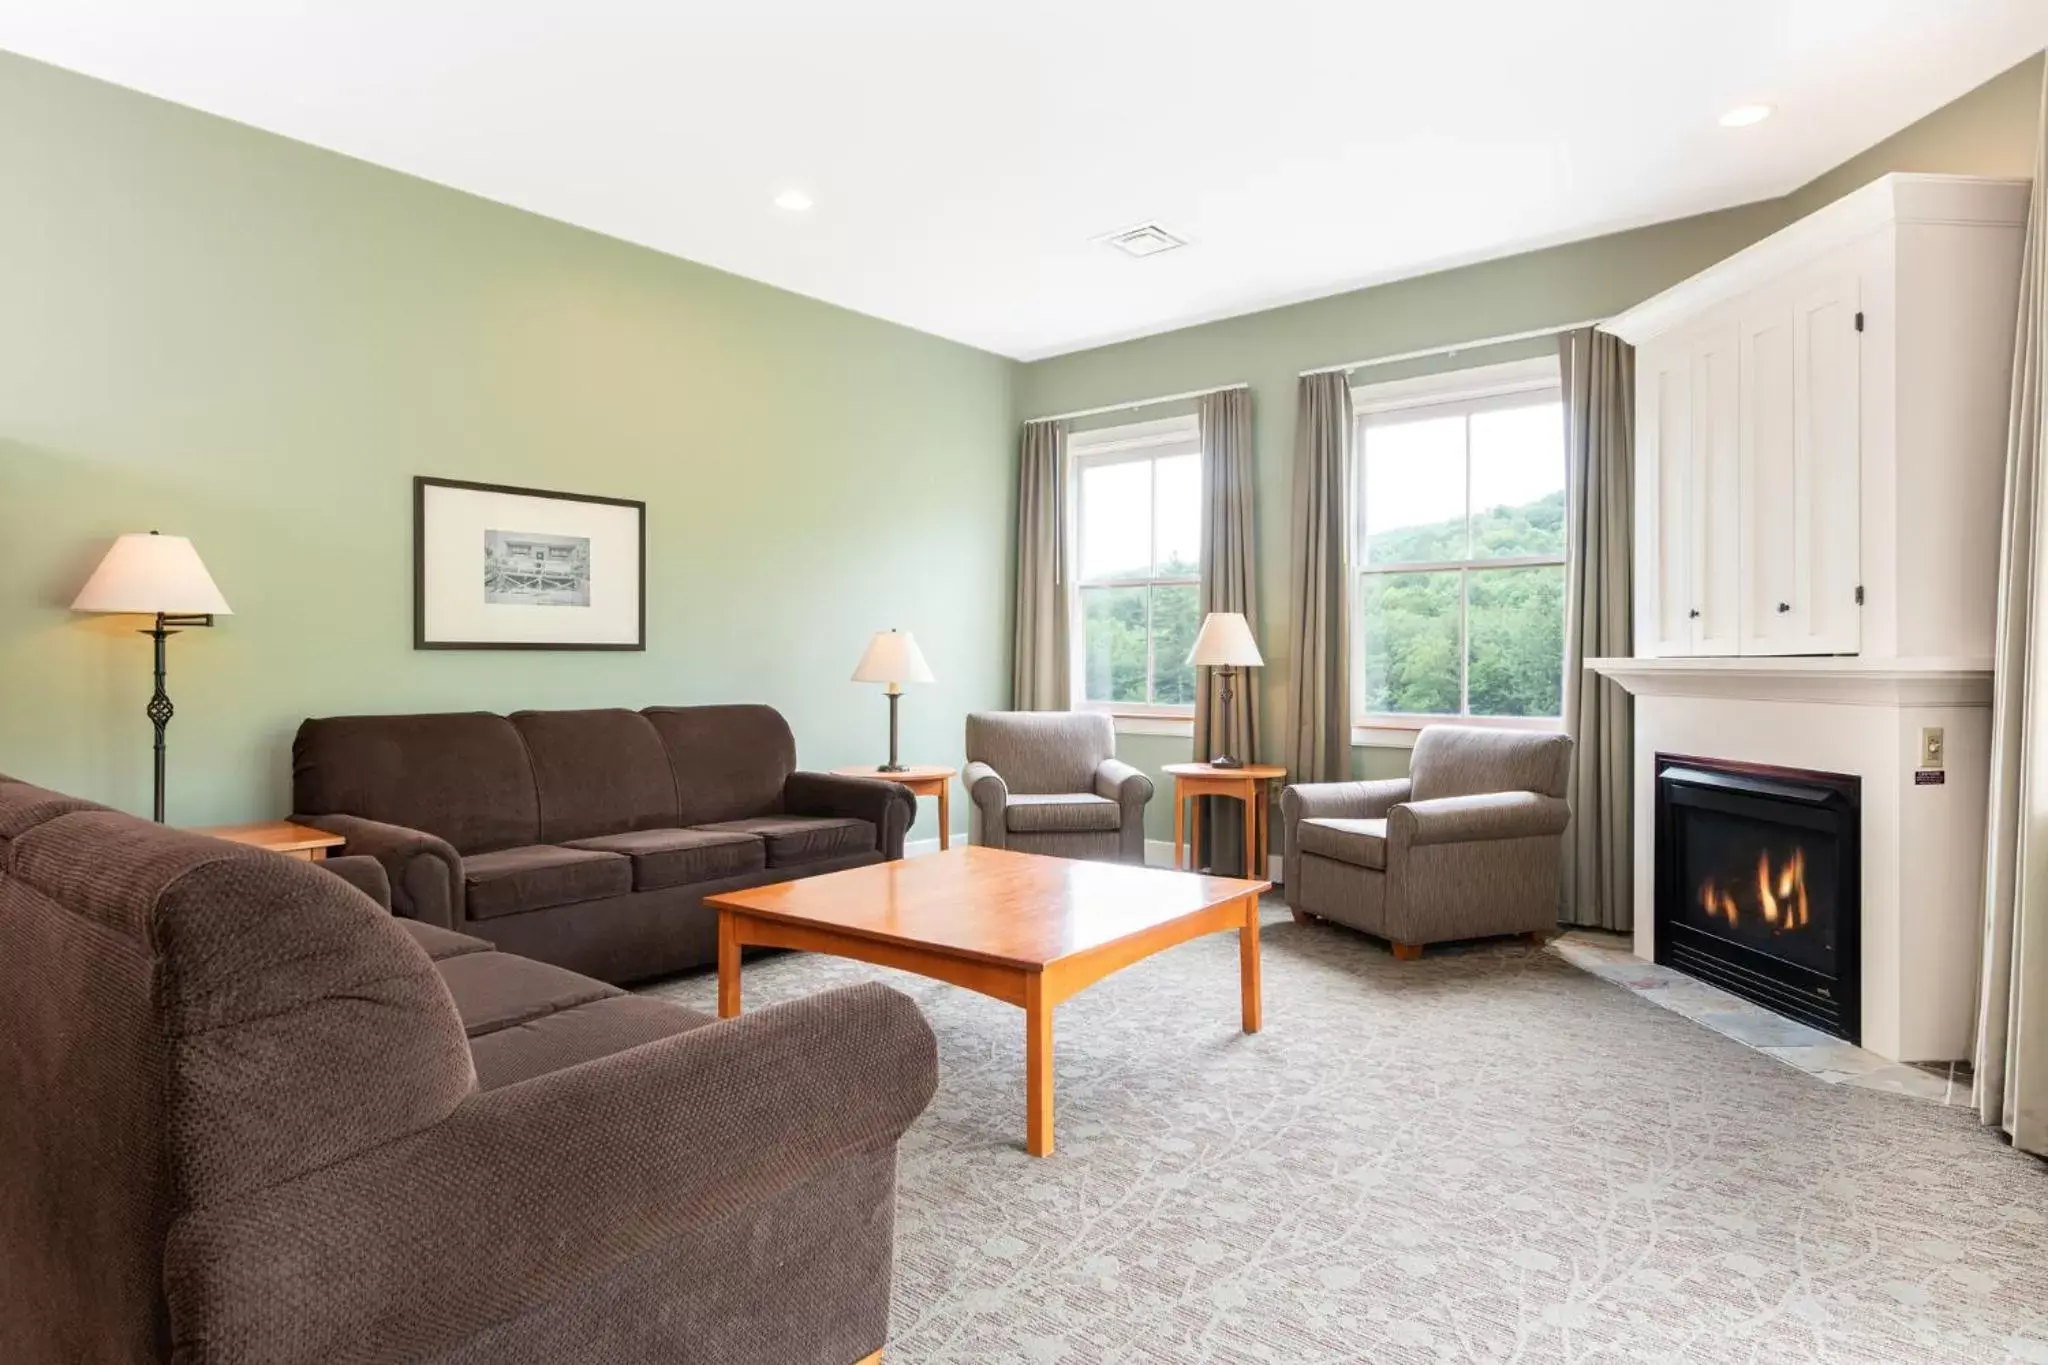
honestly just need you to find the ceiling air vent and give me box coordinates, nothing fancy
[1100,222,1187,259]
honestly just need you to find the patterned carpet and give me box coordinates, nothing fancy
[645,905,2048,1364]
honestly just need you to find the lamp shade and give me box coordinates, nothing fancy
[1187,612,1262,668]
[851,629,934,686]
[71,533,232,616]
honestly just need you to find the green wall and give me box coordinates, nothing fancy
[1022,54,2044,845]
[0,53,1016,835]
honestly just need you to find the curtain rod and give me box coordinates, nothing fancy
[1298,318,1607,378]
[1027,382,1249,425]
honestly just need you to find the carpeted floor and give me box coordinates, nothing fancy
[645,906,2048,1363]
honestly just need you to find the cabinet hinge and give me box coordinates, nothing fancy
[1854,585,1864,606]
[1854,311,1864,332]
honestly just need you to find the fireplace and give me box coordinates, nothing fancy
[1654,755,1861,1042]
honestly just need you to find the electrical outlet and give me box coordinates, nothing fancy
[1920,727,1945,770]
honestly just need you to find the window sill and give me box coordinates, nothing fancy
[1352,716,1565,750]
[1112,713,1195,738]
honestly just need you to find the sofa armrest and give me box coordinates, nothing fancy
[320,855,392,910]
[1389,791,1570,848]
[783,771,916,858]
[1092,758,1154,810]
[167,982,938,1364]
[1279,778,1412,826]
[962,761,1009,849]
[294,812,461,928]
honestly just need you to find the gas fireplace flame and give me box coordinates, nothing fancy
[1698,849,1809,933]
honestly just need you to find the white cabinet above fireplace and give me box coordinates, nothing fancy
[1606,174,2027,664]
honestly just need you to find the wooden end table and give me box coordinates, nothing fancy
[708,847,1268,1157]
[196,820,346,861]
[831,764,955,850]
[1164,763,1288,880]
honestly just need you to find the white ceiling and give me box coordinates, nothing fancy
[2,2,2043,360]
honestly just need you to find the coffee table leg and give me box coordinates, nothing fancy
[1025,975,1053,1156]
[717,911,741,1018]
[1239,893,1262,1034]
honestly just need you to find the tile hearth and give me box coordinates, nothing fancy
[1551,929,1966,1105]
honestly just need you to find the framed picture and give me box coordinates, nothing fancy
[414,476,645,650]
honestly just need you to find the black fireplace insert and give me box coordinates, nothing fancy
[1654,754,1861,1042]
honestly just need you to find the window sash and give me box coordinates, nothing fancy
[1069,421,1202,713]
[1349,363,1565,725]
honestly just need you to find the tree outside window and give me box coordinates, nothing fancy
[1354,367,1566,724]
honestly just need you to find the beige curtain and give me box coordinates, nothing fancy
[1558,328,1635,931]
[1975,62,2047,1159]
[1012,419,1070,710]
[1194,389,1259,872]
[1286,373,1353,786]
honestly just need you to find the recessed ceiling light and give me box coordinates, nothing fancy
[773,189,814,212]
[1100,222,1188,258]
[1719,103,1774,128]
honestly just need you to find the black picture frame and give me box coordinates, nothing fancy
[413,475,647,651]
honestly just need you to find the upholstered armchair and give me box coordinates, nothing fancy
[1280,726,1573,958]
[963,711,1152,863]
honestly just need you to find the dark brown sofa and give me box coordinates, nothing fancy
[292,703,913,983]
[0,774,937,1365]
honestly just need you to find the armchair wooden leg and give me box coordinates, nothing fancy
[1290,908,1313,925]
[1525,930,1553,947]
[1390,942,1424,962]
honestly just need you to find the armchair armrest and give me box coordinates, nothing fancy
[168,982,939,1364]
[294,812,461,927]
[1093,758,1154,808]
[1279,778,1412,826]
[784,770,916,859]
[962,760,1009,849]
[320,854,392,910]
[1389,791,1570,848]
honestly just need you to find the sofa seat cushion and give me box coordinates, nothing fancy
[560,828,766,891]
[432,950,620,1037]
[1297,817,1388,870]
[691,815,877,867]
[399,919,496,962]
[462,845,632,920]
[469,994,716,1090]
[1005,792,1121,834]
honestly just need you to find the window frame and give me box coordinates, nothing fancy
[1349,355,1568,736]
[1066,414,1203,718]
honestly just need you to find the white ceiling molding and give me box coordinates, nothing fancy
[2,2,2043,360]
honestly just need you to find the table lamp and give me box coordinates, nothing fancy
[71,532,232,822]
[851,629,933,773]
[1188,611,1262,768]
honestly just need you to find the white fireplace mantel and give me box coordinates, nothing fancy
[1586,656,1993,708]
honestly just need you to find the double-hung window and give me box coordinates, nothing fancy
[1352,356,1567,727]
[1069,415,1203,714]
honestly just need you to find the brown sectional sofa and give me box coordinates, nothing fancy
[0,773,937,1364]
[292,703,914,983]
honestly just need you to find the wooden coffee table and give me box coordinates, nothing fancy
[707,847,1269,1156]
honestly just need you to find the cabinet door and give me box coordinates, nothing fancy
[1737,276,1862,654]
[1690,324,1741,655]
[1793,274,1862,652]
[1637,342,1694,656]
[1738,298,1800,653]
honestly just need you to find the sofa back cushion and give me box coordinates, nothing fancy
[0,779,475,1361]
[1409,726,1573,803]
[294,712,540,853]
[510,709,680,844]
[642,704,796,826]
[965,711,1112,795]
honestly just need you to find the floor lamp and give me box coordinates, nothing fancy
[71,532,233,823]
